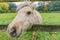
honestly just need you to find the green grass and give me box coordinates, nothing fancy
[41,13,60,24]
[0,30,32,40]
[0,13,60,40]
[0,13,16,24]
[0,13,60,24]
[0,30,60,40]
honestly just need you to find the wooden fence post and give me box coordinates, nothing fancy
[32,31,37,40]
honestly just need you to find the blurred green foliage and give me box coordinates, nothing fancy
[0,2,17,13]
[36,1,60,12]
[0,1,60,13]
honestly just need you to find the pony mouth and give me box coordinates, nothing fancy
[10,32,20,38]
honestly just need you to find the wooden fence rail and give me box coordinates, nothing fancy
[0,0,59,2]
[0,24,60,32]
[0,24,60,40]
[0,24,8,30]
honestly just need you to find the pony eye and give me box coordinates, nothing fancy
[27,11,31,15]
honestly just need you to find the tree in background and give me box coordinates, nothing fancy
[36,1,50,12]
[36,1,60,12]
[36,1,44,11]
[0,2,9,13]
[8,2,17,13]
[48,1,60,11]
[0,2,17,13]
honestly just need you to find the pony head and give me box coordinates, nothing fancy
[7,2,42,38]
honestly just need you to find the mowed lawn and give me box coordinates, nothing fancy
[0,13,60,40]
[41,13,60,24]
[0,13,16,24]
[0,13,60,24]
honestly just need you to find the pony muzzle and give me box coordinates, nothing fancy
[7,27,22,38]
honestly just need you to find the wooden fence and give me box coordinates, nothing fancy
[0,24,60,32]
[0,24,60,40]
[0,0,59,2]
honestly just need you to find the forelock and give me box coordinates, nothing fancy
[16,2,32,11]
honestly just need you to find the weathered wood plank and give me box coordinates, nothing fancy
[0,24,8,30]
[28,25,60,32]
[0,0,59,2]
[0,24,60,32]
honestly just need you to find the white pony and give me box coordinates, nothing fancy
[7,2,42,37]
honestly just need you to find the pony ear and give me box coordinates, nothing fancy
[30,3,36,10]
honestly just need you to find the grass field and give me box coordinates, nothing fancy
[0,13,60,40]
[0,13,60,24]
[0,13,16,24]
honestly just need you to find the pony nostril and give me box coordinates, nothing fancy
[10,27,17,37]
